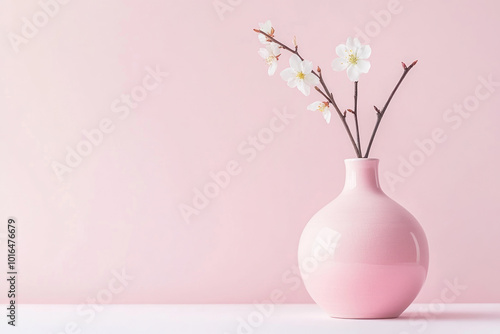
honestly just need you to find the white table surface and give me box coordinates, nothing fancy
[2,304,499,333]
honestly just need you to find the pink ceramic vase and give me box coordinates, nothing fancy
[298,158,429,319]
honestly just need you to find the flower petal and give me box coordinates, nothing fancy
[304,73,319,86]
[323,109,332,124]
[268,62,277,76]
[259,20,272,33]
[258,48,269,59]
[301,59,313,74]
[269,43,281,56]
[297,80,310,96]
[353,38,362,48]
[280,67,296,81]
[258,34,269,44]
[331,57,348,71]
[356,59,371,73]
[307,101,322,111]
[287,78,298,88]
[336,44,348,57]
[357,45,371,59]
[346,37,356,51]
[347,65,361,82]
[289,54,302,72]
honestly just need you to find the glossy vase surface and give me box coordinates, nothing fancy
[298,158,429,319]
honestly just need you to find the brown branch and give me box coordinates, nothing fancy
[254,29,361,157]
[314,86,331,102]
[353,81,361,154]
[363,60,418,158]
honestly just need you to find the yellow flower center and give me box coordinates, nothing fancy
[318,102,328,112]
[348,53,359,65]
[296,71,305,79]
[265,56,275,65]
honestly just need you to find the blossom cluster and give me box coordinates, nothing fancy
[256,20,371,124]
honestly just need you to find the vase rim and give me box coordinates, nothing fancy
[344,158,379,162]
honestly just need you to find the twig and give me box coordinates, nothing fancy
[353,81,361,154]
[254,29,361,157]
[363,60,418,158]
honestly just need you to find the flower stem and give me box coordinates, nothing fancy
[317,77,361,158]
[255,29,361,158]
[353,81,361,154]
[363,61,417,158]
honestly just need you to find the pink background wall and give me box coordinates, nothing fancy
[1,0,499,304]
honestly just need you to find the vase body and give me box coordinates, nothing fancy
[298,158,429,319]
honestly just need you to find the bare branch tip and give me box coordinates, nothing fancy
[374,106,381,114]
[401,62,408,70]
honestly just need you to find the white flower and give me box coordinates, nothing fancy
[307,101,332,124]
[257,20,274,44]
[280,54,319,96]
[258,43,281,76]
[331,37,371,82]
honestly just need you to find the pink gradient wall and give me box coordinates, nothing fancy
[0,0,499,304]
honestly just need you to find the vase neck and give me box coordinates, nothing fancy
[342,159,382,193]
